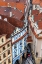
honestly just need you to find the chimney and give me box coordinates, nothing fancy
[10,12,12,17]
[3,0,5,1]
[8,3,10,7]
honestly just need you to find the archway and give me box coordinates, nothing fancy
[14,60,19,64]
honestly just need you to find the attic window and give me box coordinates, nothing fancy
[2,38,4,42]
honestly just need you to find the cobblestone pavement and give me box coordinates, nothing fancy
[22,57,35,64]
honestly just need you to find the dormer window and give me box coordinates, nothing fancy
[3,46,5,50]
[2,38,4,42]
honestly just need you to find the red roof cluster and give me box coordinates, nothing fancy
[32,0,42,7]
[0,15,24,38]
[0,0,26,13]
[0,7,24,38]
[29,9,42,39]
[0,19,15,38]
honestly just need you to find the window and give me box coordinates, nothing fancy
[20,50,22,53]
[19,34,20,37]
[7,44,10,47]
[3,53,6,58]
[14,44,17,49]
[20,42,22,45]
[4,62,6,64]
[0,56,1,61]
[8,50,10,55]
[36,52,38,57]
[2,38,4,42]
[3,46,5,50]
[15,54,17,57]
[8,58,11,63]
[35,5,37,9]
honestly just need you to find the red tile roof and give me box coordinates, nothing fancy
[32,0,40,4]
[0,2,25,13]
[31,10,39,15]
[1,0,26,4]
[7,17,24,28]
[40,2,42,7]
[38,21,42,29]
[0,19,15,38]
[34,13,42,21]
[0,15,24,28]
[0,34,7,38]
[32,0,42,7]
[0,7,24,20]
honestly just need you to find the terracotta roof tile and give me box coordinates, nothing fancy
[40,2,42,7]
[38,21,42,29]
[0,0,26,4]
[7,17,24,28]
[0,15,24,28]
[31,10,39,15]
[34,13,42,21]
[0,7,24,20]
[0,19,15,38]
[32,0,40,4]
[0,2,25,13]
[32,0,42,7]
[16,3,25,13]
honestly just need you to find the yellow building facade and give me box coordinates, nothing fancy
[0,34,12,64]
